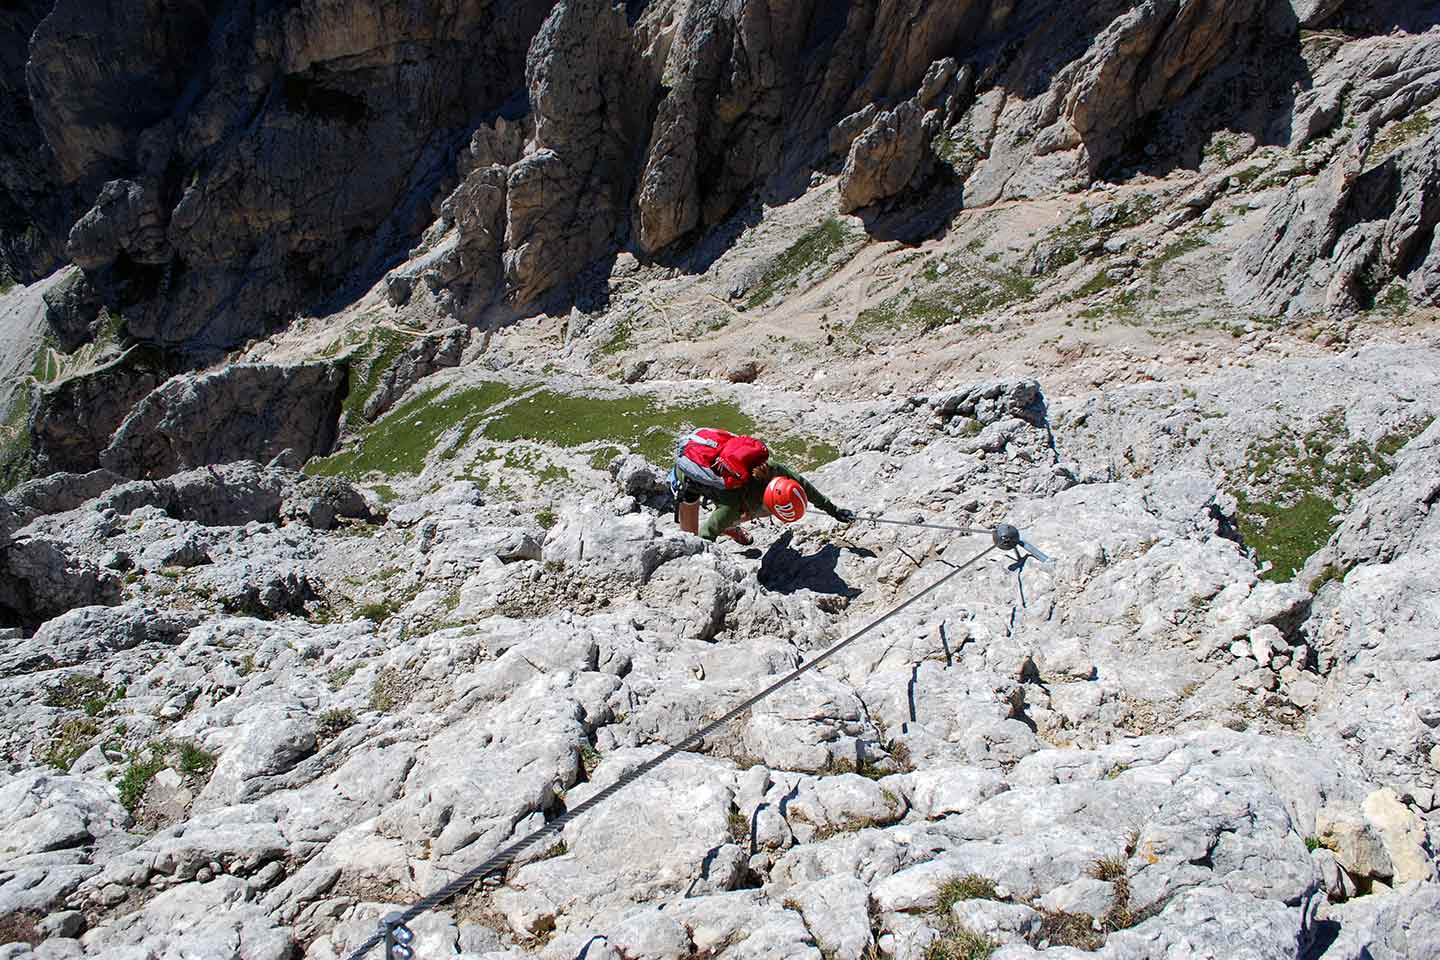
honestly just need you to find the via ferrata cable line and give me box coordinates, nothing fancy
[346,521,1046,959]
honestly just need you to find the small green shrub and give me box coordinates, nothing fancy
[177,742,217,775]
[935,874,999,913]
[318,707,356,739]
[369,667,411,713]
[924,927,998,960]
[327,665,359,690]
[117,750,166,813]
[1034,910,1105,949]
[40,717,100,771]
[536,508,558,529]
[357,600,398,623]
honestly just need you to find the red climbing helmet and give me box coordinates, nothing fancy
[764,476,808,523]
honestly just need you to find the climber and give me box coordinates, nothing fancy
[670,428,855,544]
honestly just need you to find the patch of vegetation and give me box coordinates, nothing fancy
[580,744,602,776]
[0,384,34,493]
[484,392,837,472]
[318,707,356,739]
[117,747,167,813]
[935,875,999,913]
[1037,196,1158,275]
[357,599,401,623]
[368,667,412,713]
[237,654,256,676]
[1230,164,1268,189]
[339,328,416,422]
[811,816,884,841]
[933,130,984,181]
[1305,836,1322,852]
[1075,271,1116,299]
[327,665,359,691]
[41,717,100,771]
[0,268,14,296]
[176,741,217,775]
[1034,910,1105,950]
[1232,411,1431,581]
[307,382,517,479]
[587,445,623,471]
[599,316,634,356]
[536,508,558,529]
[853,297,903,334]
[1373,282,1410,316]
[907,261,1038,331]
[746,219,856,309]
[536,840,567,861]
[1308,562,1350,594]
[1148,234,1208,277]
[44,673,113,716]
[1371,110,1433,164]
[728,809,751,846]
[0,911,41,947]
[924,927,997,960]
[822,756,891,781]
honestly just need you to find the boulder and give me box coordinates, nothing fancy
[838,101,934,214]
[99,364,345,479]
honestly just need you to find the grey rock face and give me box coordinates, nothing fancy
[99,363,345,479]
[838,101,935,214]
[1231,109,1440,317]
[38,267,103,353]
[31,347,168,476]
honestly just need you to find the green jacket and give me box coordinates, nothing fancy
[697,461,840,540]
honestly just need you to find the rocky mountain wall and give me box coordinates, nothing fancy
[11,0,1433,356]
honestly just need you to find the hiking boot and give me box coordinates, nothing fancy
[721,526,753,546]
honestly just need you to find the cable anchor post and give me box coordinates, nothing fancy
[381,913,416,960]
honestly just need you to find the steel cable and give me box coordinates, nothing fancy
[340,540,999,960]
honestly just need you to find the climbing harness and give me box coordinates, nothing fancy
[344,518,1050,960]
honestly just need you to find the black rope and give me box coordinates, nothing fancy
[341,541,997,959]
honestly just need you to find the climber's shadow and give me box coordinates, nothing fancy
[757,531,869,597]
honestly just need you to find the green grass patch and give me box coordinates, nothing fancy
[327,665,359,691]
[1374,282,1410,316]
[318,707,356,739]
[1075,271,1116,298]
[44,673,113,716]
[117,748,166,813]
[40,717,100,771]
[746,219,855,309]
[341,328,417,423]
[306,382,516,479]
[176,741,217,775]
[1371,110,1432,164]
[1233,412,1432,581]
[933,131,983,181]
[907,262,1038,331]
[924,928,997,960]
[536,508,558,529]
[935,875,999,913]
[599,317,634,356]
[853,297,903,334]
[587,445,623,471]
[484,393,836,472]
[0,384,34,493]
[369,667,412,713]
[1148,234,1209,277]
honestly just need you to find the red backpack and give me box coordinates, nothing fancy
[675,429,769,490]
